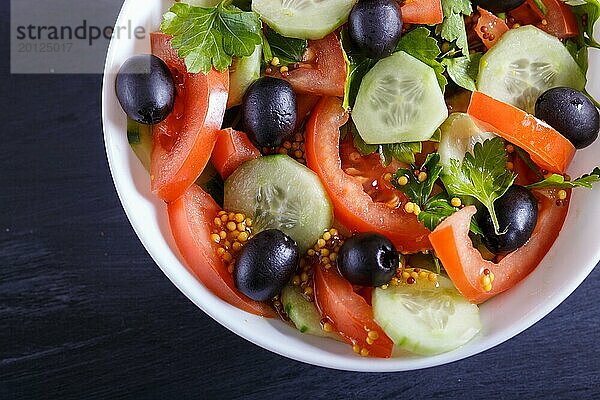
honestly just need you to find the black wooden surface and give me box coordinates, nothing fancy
[2,2,600,399]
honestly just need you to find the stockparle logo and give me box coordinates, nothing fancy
[11,0,147,74]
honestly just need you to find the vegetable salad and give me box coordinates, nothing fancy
[115,0,600,358]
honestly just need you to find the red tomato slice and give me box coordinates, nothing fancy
[401,0,444,25]
[467,91,575,174]
[509,0,579,38]
[513,151,544,186]
[339,133,406,206]
[168,185,275,317]
[429,189,570,304]
[475,7,510,48]
[210,128,260,180]
[305,97,432,253]
[278,33,346,97]
[295,94,321,129]
[150,32,229,202]
[508,2,540,25]
[314,264,393,358]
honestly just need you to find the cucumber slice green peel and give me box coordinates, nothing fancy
[127,118,153,172]
[281,285,340,339]
[352,51,448,144]
[477,25,586,114]
[252,0,358,40]
[227,44,262,108]
[373,273,481,356]
[224,155,334,253]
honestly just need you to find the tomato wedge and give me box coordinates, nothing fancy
[305,97,431,253]
[401,0,444,25]
[295,94,321,129]
[430,189,570,304]
[475,7,509,48]
[150,32,229,202]
[314,264,393,358]
[168,185,275,316]
[278,33,346,97]
[509,0,579,39]
[467,91,575,174]
[210,128,260,180]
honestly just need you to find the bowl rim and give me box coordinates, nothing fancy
[101,0,600,372]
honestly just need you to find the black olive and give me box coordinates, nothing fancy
[337,233,399,287]
[478,185,538,255]
[242,77,297,148]
[535,87,600,149]
[348,0,403,60]
[234,229,299,301]
[116,54,175,124]
[472,0,525,13]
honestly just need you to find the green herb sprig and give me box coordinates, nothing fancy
[161,0,262,73]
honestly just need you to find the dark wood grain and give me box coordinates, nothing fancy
[2,2,600,399]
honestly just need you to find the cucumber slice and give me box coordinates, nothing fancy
[224,155,333,252]
[252,0,357,40]
[127,118,153,171]
[438,113,496,171]
[373,273,481,356]
[227,45,262,108]
[352,51,448,144]
[281,285,340,339]
[477,25,586,114]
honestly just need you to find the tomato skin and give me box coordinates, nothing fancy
[467,91,575,174]
[509,0,579,39]
[513,153,543,186]
[531,0,579,38]
[168,185,275,317]
[429,189,570,304]
[279,33,346,97]
[210,128,260,180]
[475,7,510,48]
[314,264,393,358]
[150,32,229,202]
[295,94,321,129]
[305,97,432,253]
[401,0,443,24]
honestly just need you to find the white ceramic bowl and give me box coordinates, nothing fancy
[102,0,600,371]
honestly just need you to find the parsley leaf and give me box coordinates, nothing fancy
[441,53,482,91]
[526,168,600,189]
[563,0,600,105]
[391,155,473,231]
[350,124,422,165]
[161,1,262,74]
[264,27,307,65]
[393,153,443,206]
[352,128,379,155]
[391,153,484,232]
[341,29,376,110]
[380,142,423,165]
[396,27,447,90]
[441,137,516,234]
[439,0,472,57]
[418,194,459,232]
[569,0,600,48]
[392,154,452,231]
